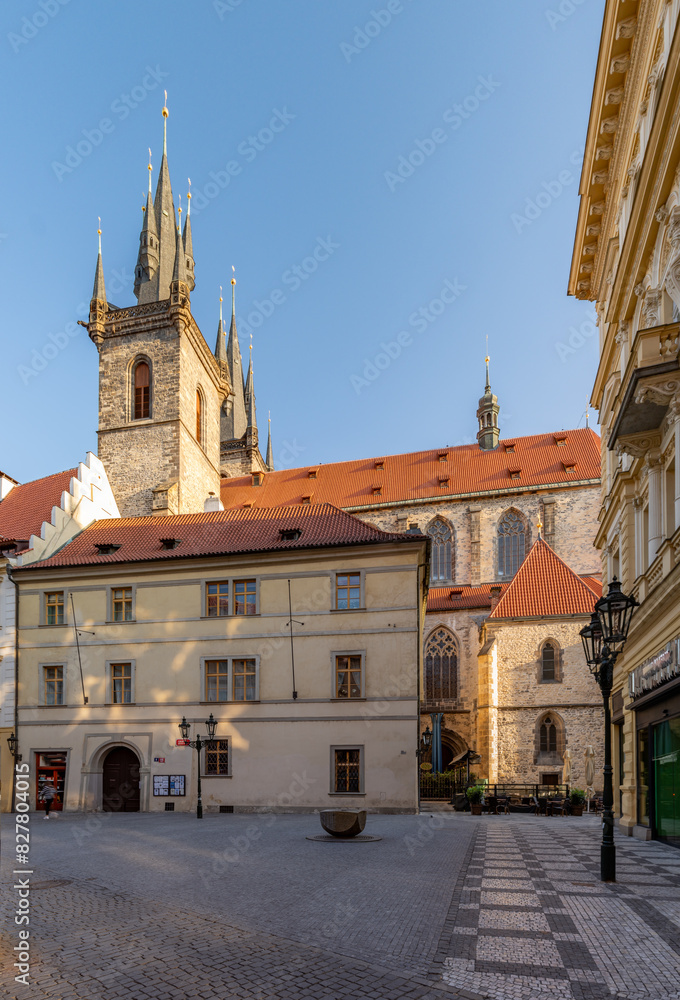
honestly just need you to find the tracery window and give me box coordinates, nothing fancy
[541,642,556,682]
[540,716,557,753]
[424,627,458,701]
[428,519,453,582]
[133,361,150,420]
[498,509,526,578]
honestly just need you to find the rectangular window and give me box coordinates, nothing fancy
[334,748,362,793]
[111,663,132,704]
[336,573,361,610]
[45,592,64,626]
[43,665,64,706]
[206,660,229,702]
[112,587,133,622]
[232,659,257,701]
[234,579,257,616]
[335,655,362,698]
[206,582,230,617]
[205,739,230,775]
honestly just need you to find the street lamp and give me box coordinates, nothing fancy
[7,732,21,762]
[580,577,637,882]
[417,725,432,757]
[178,714,218,819]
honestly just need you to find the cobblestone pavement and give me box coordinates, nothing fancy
[1,812,679,999]
[437,818,680,1000]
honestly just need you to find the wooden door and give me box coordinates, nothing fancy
[36,753,66,811]
[102,747,140,812]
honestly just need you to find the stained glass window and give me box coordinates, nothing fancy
[498,509,526,578]
[428,520,453,582]
[424,627,457,700]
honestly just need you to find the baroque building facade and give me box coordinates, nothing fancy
[570,0,680,845]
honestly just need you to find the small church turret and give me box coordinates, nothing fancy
[244,347,258,451]
[134,153,159,299]
[476,355,500,450]
[89,220,107,347]
[266,414,274,471]
[223,275,247,440]
[182,180,195,292]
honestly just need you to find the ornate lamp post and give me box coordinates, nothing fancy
[179,714,218,819]
[580,577,637,882]
[7,732,21,762]
[417,725,432,758]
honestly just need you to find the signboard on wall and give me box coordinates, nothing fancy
[630,637,680,700]
[153,775,186,796]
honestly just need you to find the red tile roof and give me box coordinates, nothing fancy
[220,429,601,511]
[427,583,509,612]
[489,537,599,619]
[0,469,77,542]
[580,575,603,598]
[21,503,424,570]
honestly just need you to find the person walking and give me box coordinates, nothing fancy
[39,779,59,819]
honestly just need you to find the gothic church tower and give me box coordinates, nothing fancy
[87,103,235,517]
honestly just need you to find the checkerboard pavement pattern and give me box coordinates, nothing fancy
[435,819,680,1000]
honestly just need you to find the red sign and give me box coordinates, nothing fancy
[154,757,166,763]
[175,739,190,746]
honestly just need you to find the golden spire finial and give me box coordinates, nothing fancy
[537,516,543,538]
[231,265,236,316]
[219,285,223,323]
[162,91,168,154]
[97,217,101,254]
[177,193,182,229]
[187,177,191,217]
[147,148,153,194]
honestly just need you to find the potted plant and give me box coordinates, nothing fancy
[466,785,484,816]
[569,788,586,816]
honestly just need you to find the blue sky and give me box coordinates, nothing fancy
[0,0,604,484]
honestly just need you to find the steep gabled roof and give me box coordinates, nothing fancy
[489,537,599,619]
[21,503,423,570]
[220,429,601,511]
[0,469,77,542]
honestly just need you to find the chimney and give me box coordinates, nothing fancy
[489,585,502,613]
[204,491,224,513]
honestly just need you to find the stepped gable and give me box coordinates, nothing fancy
[0,469,77,542]
[25,502,421,569]
[220,428,601,510]
[489,536,599,619]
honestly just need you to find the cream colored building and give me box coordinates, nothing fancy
[13,503,427,814]
[570,0,680,845]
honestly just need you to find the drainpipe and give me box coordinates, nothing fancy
[6,564,19,814]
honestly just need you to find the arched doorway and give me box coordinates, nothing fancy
[102,746,140,812]
[441,729,468,771]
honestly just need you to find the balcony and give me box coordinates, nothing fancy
[609,322,679,450]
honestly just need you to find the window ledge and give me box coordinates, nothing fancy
[201,774,232,779]
[41,704,68,709]
[105,703,136,707]
[201,615,261,620]
[331,697,366,702]
[331,607,366,613]
[200,701,260,705]
[328,792,366,796]
[40,624,68,628]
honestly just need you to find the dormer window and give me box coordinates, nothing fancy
[160,538,181,550]
[301,494,313,504]
[374,460,385,471]
[372,485,382,496]
[307,469,318,479]
[252,472,263,486]
[438,451,448,463]
[504,443,516,453]
[279,528,302,541]
[554,435,568,447]
[438,476,450,487]
[95,543,121,555]
[449,588,463,598]
[563,462,577,473]
[509,468,521,480]
[242,502,254,509]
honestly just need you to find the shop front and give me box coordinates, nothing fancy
[630,638,680,848]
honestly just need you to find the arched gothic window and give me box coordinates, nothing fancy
[133,361,150,420]
[541,642,555,682]
[540,716,557,752]
[498,509,526,579]
[424,627,458,701]
[196,389,203,445]
[428,519,453,582]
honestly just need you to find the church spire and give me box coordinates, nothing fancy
[171,200,187,287]
[215,287,227,362]
[245,339,258,435]
[182,178,195,292]
[266,413,274,471]
[92,219,106,302]
[225,271,247,439]
[476,353,500,451]
[136,94,177,303]
[134,150,159,299]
